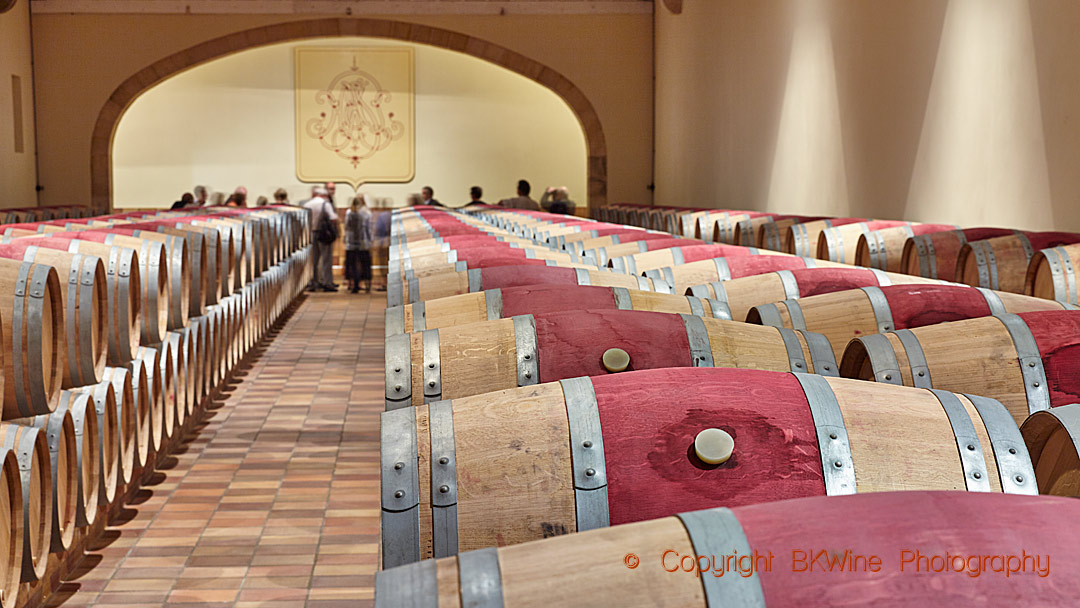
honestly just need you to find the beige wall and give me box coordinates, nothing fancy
[111,37,587,210]
[654,0,1080,232]
[31,12,653,210]
[0,0,37,207]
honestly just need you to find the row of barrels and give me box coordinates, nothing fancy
[377,204,1080,606]
[0,207,92,226]
[594,204,1080,306]
[0,205,309,421]
[0,204,310,608]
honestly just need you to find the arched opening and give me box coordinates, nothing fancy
[91,18,607,211]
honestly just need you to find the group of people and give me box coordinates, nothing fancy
[173,178,576,296]
[303,182,376,294]
[405,180,577,215]
[171,185,291,209]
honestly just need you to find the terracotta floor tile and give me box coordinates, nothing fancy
[53,293,384,607]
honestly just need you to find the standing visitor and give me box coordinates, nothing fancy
[304,186,339,292]
[497,180,539,210]
[344,194,374,293]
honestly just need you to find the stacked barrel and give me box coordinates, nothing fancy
[378,204,1080,606]
[0,204,309,608]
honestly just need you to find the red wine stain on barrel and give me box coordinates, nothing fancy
[1041,344,1080,403]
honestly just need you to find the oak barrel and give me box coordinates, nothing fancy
[0,423,51,581]
[647,255,847,295]
[1021,403,1080,496]
[608,244,786,275]
[385,284,731,336]
[102,366,138,485]
[751,284,1070,360]
[958,231,1080,293]
[377,491,1080,607]
[0,242,108,388]
[840,310,1080,424]
[10,408,76,553]
[134,346,167,453]
[0,448,21,608]
[1024,242,1080,305]
[78,380,120,506]
[781,217,866,256]
[0,258,64,418]
[384,309,837,409]
[55,390,98,529]
[390,265,673,307]
[853,223,958,272]
[815,220,913,264]
[380,369,1030,566]
[122,362,152,469]
[22,236,142,365]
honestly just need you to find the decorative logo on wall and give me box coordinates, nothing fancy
[295,47,415,187]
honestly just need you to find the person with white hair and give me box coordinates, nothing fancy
[304,185,339,292]
[193,185,209,207]
[540,186,577,215]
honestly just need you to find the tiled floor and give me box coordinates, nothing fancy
[50,291,385,608]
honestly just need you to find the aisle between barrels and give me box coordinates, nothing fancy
[44,291,384,608]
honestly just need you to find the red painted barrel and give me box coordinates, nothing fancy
[901,227,1018,281]
[958,231,1080,293]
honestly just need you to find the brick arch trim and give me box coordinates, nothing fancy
[91,17,607,211]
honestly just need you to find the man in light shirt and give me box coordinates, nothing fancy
[304,186,338,292]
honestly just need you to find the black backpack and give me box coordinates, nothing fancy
[315,201,339,244]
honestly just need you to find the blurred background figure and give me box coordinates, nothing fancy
[467,186,486,206]
[498,179,539,210]
[305,186,338,292]
[541,186,576,215]
[171,192,194,210]
[273,188,289,205]
[210,192,226,206]
[421,186,443,206]
[344,194,374,293]
[193,185,209,207]
[255,195,269,207]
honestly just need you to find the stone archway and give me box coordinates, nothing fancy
[91,18,607,211]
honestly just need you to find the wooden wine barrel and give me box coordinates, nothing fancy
[706,211,773,244]
[1025,242,1080,305]
[1021,403,1080,496]
[901,227,1025,281]
[755,215,829,251]
[0,446,20,607]
[379,368,1032,566]
[11,407,77,554]
[78,380,119,506]
[185,317,208,405]
[782,218,866,256]
[165,223,221,309]
[0,258,64,419]
[165,331,192,426]
[20,237,142,365]
[42,232,169,345]
[101,366,137,486]
[0,242,108,388]
[583,237,693,267]
[688,267,942,324]
[134,346,166,454]
[840,310,1080,425]
[958,231,1080,293]
[0,423,51,582]
[751,284,1071,360]
[378,490,1080,607]
[853,223,958,272]
[733,214,827,248]
[646,255,847,295]
[56,390,99,530]
[384,309,837,410]
[122,362,152,469]
[187,218,243,294]
[130,223,208,318]
[550,227,662,250]
[385,284,732,336]
[103,229,191,330]
[389,265,674,307]
[609,244,786,276]
[815,220,914,264]
[390,246,594,281]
